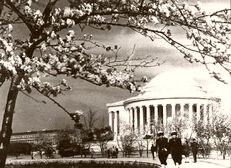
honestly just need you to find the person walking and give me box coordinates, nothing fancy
[115,146,119,158]
[150,143,156,160]
[168,131,183,167]
[182,138,190,163]
[191,138,199,163]
[155,131,169,168]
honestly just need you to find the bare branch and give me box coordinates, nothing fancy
[20,90,46,104]
[33,86,72,116]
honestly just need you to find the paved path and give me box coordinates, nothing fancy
[6,156,231,168]
[85,157,231,168]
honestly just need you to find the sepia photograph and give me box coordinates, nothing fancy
[0,0,230,168]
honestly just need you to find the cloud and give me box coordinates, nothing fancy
[200,0,230,12]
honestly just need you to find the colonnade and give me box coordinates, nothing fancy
[109,102,214,136]
[109,110,120,137]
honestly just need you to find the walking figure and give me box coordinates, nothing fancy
[191,138,198,163]
[168,131,183,167]
[155,131,169,168]
[150,143,156,160]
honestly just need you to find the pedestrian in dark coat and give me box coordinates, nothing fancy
[191,138,198,163]
[150,143,156,160]
[156,131,169,168]
[168,131,183,167]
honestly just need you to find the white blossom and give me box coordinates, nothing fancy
[51,16,56,24]
[26,0,32,6]
[66,18,75,27]
[68,30,75,37]
[54,8,61,16]
[66,35,72,42]
[40,43,47,52]
[159,4,170,17]
[8,24,13,32]
[36,18,44,26]
[63,7,73,17]
[106,8,111,12]
[48,54,58,65]
[24,5,32,15]
[84,3,93,14]
[24,57,31,65]
[195,1,202,10]
[205,16,213,27]
[72,9,84,17]
[50,31,56,39]
[34,10,42,17]
[121,0,126,5]
[75,110,84,116]
[149,16,159,24]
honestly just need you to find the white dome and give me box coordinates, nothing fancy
[143,70,201,91]
[133,70,209,100]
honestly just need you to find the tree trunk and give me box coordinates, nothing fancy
[0,76,21,168]
[146,140,149,157]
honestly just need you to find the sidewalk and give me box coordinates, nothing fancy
[93,157,231,168]
[6,155,231,168]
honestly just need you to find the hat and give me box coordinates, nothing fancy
[157,131,164,136]
[171,131,177,136]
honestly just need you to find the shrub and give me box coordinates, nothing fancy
[6,159,160,168]
[8,143,32,156]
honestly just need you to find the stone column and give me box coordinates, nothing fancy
[196,104,200,123]
[111,112,115,135]
[154,105,158,125]
[132,108,135,131]
[188,103,193,131]
[117,111,120,135]
[109,111,112,128]
[180,103,185,115]
[208,104,212,125]
[204,105,207,126]
[140,106,144,134]
[188,103,193,123]
[201,104,204,121]
[205,104,210,126]
[146,105,151,134]
[114,111,118,137]
[172,104,175,119]
[134,107,138,132]
[128,108,131,125]
[163,104,167,127]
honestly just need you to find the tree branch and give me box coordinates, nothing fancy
[20,90,46,104]
[4,0,34,33]
[33,86,72,116]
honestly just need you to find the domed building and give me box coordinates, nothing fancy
[107,70,220,140]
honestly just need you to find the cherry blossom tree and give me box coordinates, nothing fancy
[117,122,137,157]
[136,124,153,157]
[210,112,231,158]
[118,122,152,157]
[0,0,231,167]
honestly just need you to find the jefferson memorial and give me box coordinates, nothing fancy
[107,70,220,140]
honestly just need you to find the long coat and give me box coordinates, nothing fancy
[191,141,198,154]
[168,137,183,165]
[182,140,190,157]
[156,137,169,165]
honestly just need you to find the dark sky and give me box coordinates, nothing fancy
[0,0,230,133]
